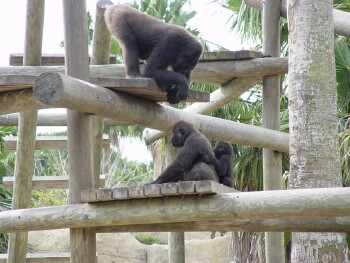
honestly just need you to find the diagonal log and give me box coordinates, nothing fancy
[143,76,262,144]
[32,72,289,152]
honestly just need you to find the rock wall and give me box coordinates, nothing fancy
[28,230,232,263]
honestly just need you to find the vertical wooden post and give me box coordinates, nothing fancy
[164,106,185,263]
[91,0,112,186]
[262,1,285,262]
[62,1,96,262]
[7,1,44,263]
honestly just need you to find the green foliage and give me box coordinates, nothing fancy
[107,149,154,187]
[334,37,350,114]
[31,190,67,208]
[134,233,162,245]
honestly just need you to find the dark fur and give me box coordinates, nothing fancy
[214,141,233,187]
[104,4,203,104]
[150,121,221,184]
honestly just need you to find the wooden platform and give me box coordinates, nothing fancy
[0,74,210,103]
[81,180,237,203]
[10,51,264,66]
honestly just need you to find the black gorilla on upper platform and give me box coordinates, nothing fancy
[150,121,222,184]
[104,4,203,104]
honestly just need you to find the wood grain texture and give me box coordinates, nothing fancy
[62,0,96,261]
[262,0,284,261]
[0,75,209,103]
[32,73,289,153]
[1,187,350,233]
[7,1,45,262]
[81,181,236,202]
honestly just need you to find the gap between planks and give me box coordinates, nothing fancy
[81,180,237,203]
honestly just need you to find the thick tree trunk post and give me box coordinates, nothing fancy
[287,0,349,261]
[164,107,185,263]
[91,0,112,185]
[262,1,284,262]
[7,1,44,263]
[62,1,96,262]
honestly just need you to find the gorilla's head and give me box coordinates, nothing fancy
[214,141,233,159]
[171,121,195,147]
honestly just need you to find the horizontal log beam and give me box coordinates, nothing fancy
[3,176,105,190]
[0,187,349,233]
[96,217,350,233]
[0,113,122,126]
[32,73,289,152]
[244,0,350,37]
[5,135,109,150]
[143,76,262,144]
[0,89,49,114]
[0,57,288,86]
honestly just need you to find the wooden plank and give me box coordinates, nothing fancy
[144,184,163,197]
[200,50,264,61]
[128,186,146,198]
[112,187,130,200]
[32,73,289,153]
[5,135,109,150]
[10,51,260,66]
[0,252,70,263]
[81,190,98,203]
[96,189,114,201]
[178,181,196,195]
[0,57,288,87]
[195,180,237,194]
[0,75,209,103]
[161,183,179,196]
[91,77,209,103]
[10,53,116,66]
[3,176,105,190]
[1,187,350,233]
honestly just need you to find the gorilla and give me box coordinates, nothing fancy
[104,4,203,104]
[213,141,233,187]
[149,121,222,184]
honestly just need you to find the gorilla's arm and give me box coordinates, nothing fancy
[150,145,199,184]
[201,154,224,176]
[219,155,233,187]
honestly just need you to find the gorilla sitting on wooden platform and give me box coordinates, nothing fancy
[104,4,203,104]
[213,141,233,188]
[149,121,223,184]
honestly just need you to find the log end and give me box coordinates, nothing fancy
[33,73,64,105]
